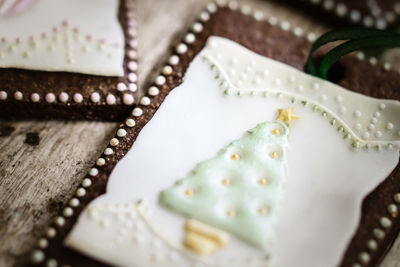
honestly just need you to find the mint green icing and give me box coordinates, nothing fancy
[159,121,290,249]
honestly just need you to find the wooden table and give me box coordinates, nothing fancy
[0,0,399,266]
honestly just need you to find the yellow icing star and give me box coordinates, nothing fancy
[275,107,300,127]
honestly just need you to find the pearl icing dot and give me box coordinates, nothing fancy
[123,94,134,105]
[30,250,45,264]
[117,128,127,137]
[162,65,173,75]
[386,123,393,130]
[73,93,83,103]
[59,92,69,102]
[117,82,127,91]
[82,178,92,187]
[380,217,392,228]
[366,239,377,251]
[128,73,137,82]
[155,75,166,86]
[69,198,80,207]
[353,110,361,117]
[45,93,56,103]
[14,91,23,100]
[46,227,56,238]
[176,43,188,54]
[90,93,100,103]
[55,216,65,226]
[0,90,7,100]
[104,148,113,155]
[106,94,116,105]
[126,118,136,127]
[379,103,386,110]
[129,83,137,92]
[76,187,86,197]
[30,93,40,102]
[110,138,119,146]
[37,238,48,249]
[132,107,143,117]
[192,22,203,33]
[63,207,73,217]
[169,55,179,65]
[140,96,151,106]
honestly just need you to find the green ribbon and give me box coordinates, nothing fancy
[306,28,400,79]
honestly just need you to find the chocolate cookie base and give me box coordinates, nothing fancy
[34,4,400,267]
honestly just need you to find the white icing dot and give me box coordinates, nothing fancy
[376,18,387,30]
[110,138,119,146]
[123,94,134,105]
[366,239,378,251]
[55,216,65,227]
[369,57,377,65]
[73,93,83,103]
[82,178,92,187]
[387,204,398,217]
[200,11,210,21]
[0,90,7,100]
[339,106,347,114]
[383,62,392,71]
[128,83,137,92]
[354,123,362,130]
[386,123,394,130]
[14,91,23,100]
[168,55,179,65]
[30,93,40,102]
[76,187,86,197]
[374,111,381,117]
[297,85,304,92]
[148,86,159,96]
[127,50,137,60]
[132,107,143,117]
[37,238,48,249]
[207,2,217,12]
[253,11,264,21]
[353,110,362,118]
[268,16,278,25]
[185,33,196,44]
[293,27,303,36]
[356,52,365,60]
[46,227,56,238]
[350,10,361,22]
[363,16,374,27]
[89,168,98,176]
[69,198,80,207]
[46,259,58,267]
[128,73,137,82]
[241,5,251,15]
[323,0,334,10]
[362,132,370,139]
[373,228,385,240]
[117,128,127,137]
[358,252,370,264]
[30,250,45,264]
[229,69,236,76]
[192,22,203,33]
[104,148,113,155]
[274,78,281,86]
[335,95,343,102]
[375,131,382,138]
[59,92,69,103]
[126,118,136,127]
[380,217,392,228]
[45,93,56,103]
[307,32,316,42]
[155,75,166,86]
[140,96,151,106]
[280,21,291,31]
[368,124,375,131]
[63,207,73,217]
[176,43,188,54]
[91,92,100,103]
[128,61,137,72]
[162,65,173,75]
[106,94,116,105]
[371,117,378,124]
[313,83,320,90]
[117,82,127,91]
[394,193,400,203]
[335,3,347,16]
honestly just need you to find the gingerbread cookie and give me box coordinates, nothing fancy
[0,0,137,120]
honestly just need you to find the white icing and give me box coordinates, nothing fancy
[66,37,400,267]
[0,0,124,76]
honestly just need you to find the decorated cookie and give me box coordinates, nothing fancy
[0,0,137,120]
[30,2,400,267]
[283,0,400,29]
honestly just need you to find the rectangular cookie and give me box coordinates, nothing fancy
[0,0,137,121]
[29,1,400,267]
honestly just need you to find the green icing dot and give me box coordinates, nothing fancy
[376,144,382,151]
[301,100,307,106]
[352,141,360,149]
[337,126,344,132]
[312,105,319,112]
[291,98,296,103]
[330,119,336,126]
[263,91,269,98]
[365,143,371,150]
[322,112,327,117]
[224,89,231,95]
[237,91,243,97]
[159,121,290,249]
[344,133,351,139]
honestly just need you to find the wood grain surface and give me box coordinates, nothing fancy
[0,0,399,266]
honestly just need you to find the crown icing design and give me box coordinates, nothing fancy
[201,36,400,149]
[0,0,124,76]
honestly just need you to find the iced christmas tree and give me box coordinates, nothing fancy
[160,109,298,249]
